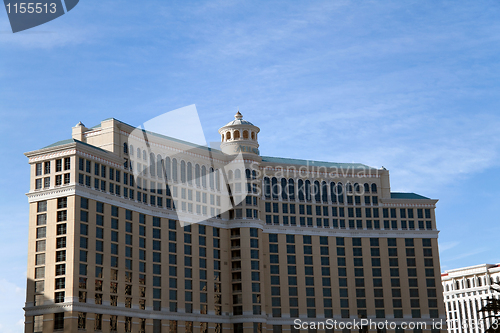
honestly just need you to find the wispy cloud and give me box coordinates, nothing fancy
[446,247,490,262]
[439,241,460,253]
[0,25,91,48]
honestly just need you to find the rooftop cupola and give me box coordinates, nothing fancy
[218,111,260,155]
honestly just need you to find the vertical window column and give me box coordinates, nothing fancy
[337,237,349,318]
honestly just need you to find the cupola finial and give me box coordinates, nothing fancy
[235,110,243,120]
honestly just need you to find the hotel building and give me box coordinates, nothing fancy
[24,112,445,332]
[442,264,500,333]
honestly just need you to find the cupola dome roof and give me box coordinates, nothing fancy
[223,111,254,127]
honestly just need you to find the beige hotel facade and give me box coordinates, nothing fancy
[24,112,446,333]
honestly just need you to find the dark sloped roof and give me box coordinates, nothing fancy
[390,192,430,200]
[42,138,108,153]
[43,138,75,148]
[261,156,374,169]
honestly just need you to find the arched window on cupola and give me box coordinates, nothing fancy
[234,130,240,139]
[243,130,249,139]
[226,132,231,140]
[251,132,255,140]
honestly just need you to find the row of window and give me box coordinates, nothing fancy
[78,173,224,217]
[35,312,440,333]
[34,312,146,333]
[79,156,388,209]
[263,178,378,202]
[35,158,70,176]
[35,173,70,190]
[267,204,431,218]
[82,156,223,192]
[265,215,433,230]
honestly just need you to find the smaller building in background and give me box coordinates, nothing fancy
[442,264,500,333]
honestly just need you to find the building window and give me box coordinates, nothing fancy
[35,163,43,176]
[56,264,66,276]
[36,227,46,239]
[36,240,46,252]
[54,313,64,329]
[64,157,70,170]
[77,313,86,329]
[54,250,64,263]
[55,278,65,289]
[54,291,65,303]
[37,202,47,214]
[44,161,50,174]
[57,211,67,222]
[55,159,62,172]
[57,237,66,248]
[35,267,45,279]
[35,253,45,265]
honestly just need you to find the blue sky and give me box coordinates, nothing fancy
[2,0,500,331]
